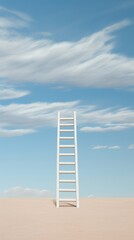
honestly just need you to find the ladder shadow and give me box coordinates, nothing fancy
[59,203,76,207]
[52,199,56,206]
[52,199,76,208]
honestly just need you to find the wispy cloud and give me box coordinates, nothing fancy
[116,1,134,11]
[81,125,127,132]
[92,145,120,150]
[0,6,32,26]
[94,1,134,18]
[3,186,51,198]
[0,8,134,137]
[128,144,134,149]
[80,105,134,132]
[0,86,30,100]
[51,85,71,92]
[0,128,35,137]
[0,101,134,137]
[0,101,79,137]
[35,31,53,38]
[88,194,95,198]
[0,7,133,89]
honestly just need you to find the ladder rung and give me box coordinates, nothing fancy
[59,145,75,148]
[59,189,76,192]
[59,180,76,183]
[59,171,76,174]
[60,137,74,140]
[59,162,75,165]
[60,124,74,126]
[59,153,75,156]
[60,129,74,132]
[60,118,74,120]
[59,198,76,202]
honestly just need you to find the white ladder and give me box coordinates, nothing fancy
[56,111,79,208]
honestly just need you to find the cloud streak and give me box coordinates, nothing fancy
[81,125,127,132]
[128,144,134,149]
[0,5,32,28]
[0,7,134,137]
[0,101,134,136]
[3,186,51,198]
[0,7,133,89]
[92,145,120,150]
[0,128,35,137]
[0,101,79,136]
[0,86,30,100]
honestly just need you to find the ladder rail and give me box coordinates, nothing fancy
[56,112,60,208]
[74,111,79,208]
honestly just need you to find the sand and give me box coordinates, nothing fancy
[0,198,134,240]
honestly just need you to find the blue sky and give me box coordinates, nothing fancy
[0,0,134,198]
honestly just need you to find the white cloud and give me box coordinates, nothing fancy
[92,145,120,150]
[0,128,35,137]
[81,125,127,132]
[35,31,53,38]
[0,101,134,137]
[0,8,133,89]
[0,86,30,100]
[51,85,71,92]
[81,122,134,133]
[3,186,51,198]
[93,145,108,150]
[108,146,120,150]
[0,6,32,28]
[0,101,79,136]
[128,144,134,149]
[88,194,95,198]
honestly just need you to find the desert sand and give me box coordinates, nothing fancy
[0,198,134,240]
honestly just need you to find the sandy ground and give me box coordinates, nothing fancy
[0,198,134,240]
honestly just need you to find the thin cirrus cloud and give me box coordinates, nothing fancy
[81,125,128,132]
[0,101,134,137]
[0,6,134,88]
[0,86,30,100]
[0,101,79,137]
[0,7,134,137]
[0,6,32,28]
[0,128,35,137]
[128,144,134,149]
[3,186,51,198]
[92,145,120,150]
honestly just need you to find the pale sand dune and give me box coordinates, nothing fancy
[0,198,134,240]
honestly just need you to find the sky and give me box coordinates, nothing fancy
[0,0,134,198]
